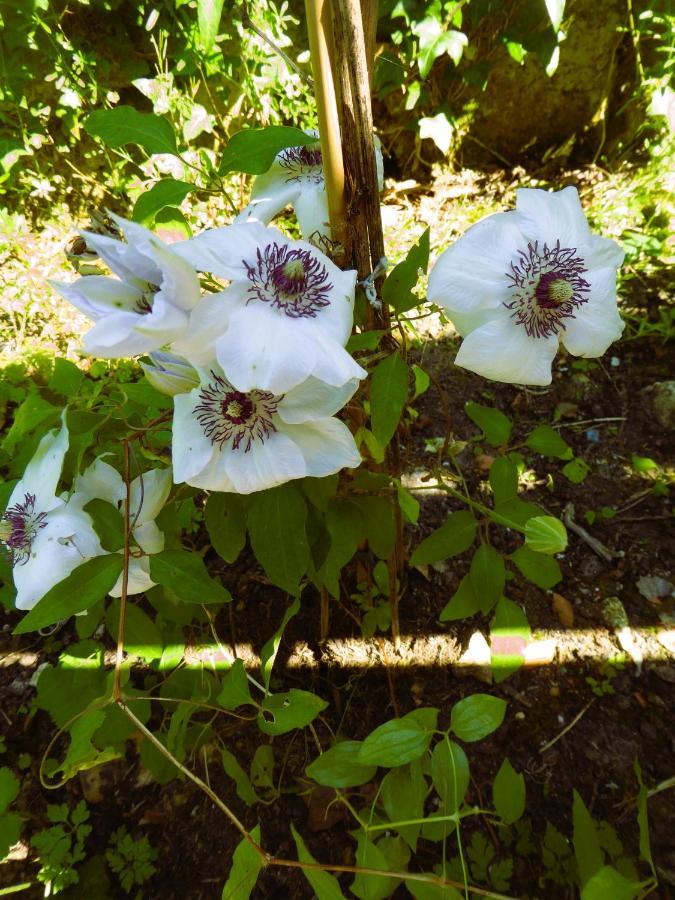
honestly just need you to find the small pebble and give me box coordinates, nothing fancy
[515,711,526,721]
[585,428,601,443]
[610,356,620,367]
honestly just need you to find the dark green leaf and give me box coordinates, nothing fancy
[573,790,603,886]
[257,689,328,736]
[526,425,573,459]
[248,484,309,595]
[382,229,430,314]
[370,353,409,449]
[219,126,316,176]
[49,359,84,396]
[84,107,177,155]
[439,574,482,622]
[149,549,231,605]
[354,495,396,559]
[217,660,255,710]
[351,831,391,900]
[489,456,518,506]
[15,555,123,634]
[410,510,476,567]
[347,330,384,352]
[260,597,300,690]
[318,500,365,597]
[222,749,258,806]
[84,499,124,552]
[306,741,377,789]
[105,603,163,662]
[205,493,247,564]
[0,768,19,813]
[431,739,469,813]
[291,824,346,899]
[221,825,265,899]
[493,758,525,823]
[132,179,193,226]
[470,543,505,613]
[510,545,562,589]
[450,694,506,742]
[357,708,438,767]
[2,391,60,451]
[0,811,21,861]
[380,762,426,850]
[465,402,512,447]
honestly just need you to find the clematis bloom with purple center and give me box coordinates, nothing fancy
[173,221,366,394]
[427,187,625,385]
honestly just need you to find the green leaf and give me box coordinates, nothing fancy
[573,790,603,886]
[581,867,642,900]
[346,330,384,352]
[14,555,124,634]
[412,364,430,400]
[381,229,430,314]
[84,107,177,155]
[0,768,19,813]
[439,543,504,621]
[198,0,225,52]
[291,824,346,899]
[489,455,519,506]
[248,483,309,595]
[105,603,163,662]
[430,739,469,813]
[410,510,476,567]
[354,496,396,559]
[250,745,274,792]
[0,811,21,861]
[526,425,573,459]
[149,549,231,605]
[490,597,531,682]
[450,694,506,743]
[631,455,659,473]
[370,353,409,449]
[405,877,463,899]
[84,499,124,552]
[217,660,254,710]
[219,126,316,176]
[1,391,60,451]
[357,708,438,767]
[439,574,481,622]
[510,545,562,589]
[132,179,193,226]
[49,358,84,397]
[544,0,565,31]
[493,758,525,824]
[524,516,567,555]
[257,689,328,736]
[222,749,258,806]
[52,708,120,782]
[562,457,591,484]
[318,500,365,597]
[221,825,265,899]
[260,597,300,690]
[351,831,392,900]
[465,402,512,447]
[205,493,247,564]
[380,762,426,850]
[396,481,420,524]
[306,741,377,789]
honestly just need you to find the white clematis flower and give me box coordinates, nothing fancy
[74,460,172,597]
[52,216,200,359]
[172,363,362,494]
[235,132,384,241]
[0,416,103,611]
[172,221,366,394]
[427,186,625,385]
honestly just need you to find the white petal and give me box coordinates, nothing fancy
[236,179,301,227]
[74,459,125,507]
[224,431,306,494]
[294,185,331,240]
[216,305,318,394]
[109,556,155,598]
[173,285,248,367]
[82,229,161,286]
[583,234,624,270]
[10,414,68,511]
[278,377,359,424]
[456,314,559,385]
[82,313,159,358]
[184,450,237,492]
[514,186,590,249]
[306,328,367,388]
[172,391,216,483]
[445,306,502,338]
[560,268,624,357]
[280,418,361,477]
[133,295,189,340]
[288,240,357,344]
[171,222,284,281]
[134,233,201,312]
[132,520,165,555]
[427,211,526,313]
[129,468,172,526]
[51,276,144,320]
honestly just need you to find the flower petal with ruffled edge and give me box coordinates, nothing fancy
[52,218,200,359]
[455,316,559,386]
[8,414,69,513]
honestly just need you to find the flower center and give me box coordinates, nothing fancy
[504,241,590,339]
[244,244,333,318]
[195,372,281,451]
[278,144,324,185]
[0,493,48,565]
[135,284,159,316]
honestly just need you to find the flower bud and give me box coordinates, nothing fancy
[141,351,200,396]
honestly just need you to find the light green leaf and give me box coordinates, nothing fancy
[217,660,255,710]
[351,831,392,900]
[248,484,309,595]
[84,107,177,155]
[510,545,562,589]
[205,493,247,564]
[382,229,430,314]
[198,0,225,52]
[370,353,409,449]
[260,597,300,691]
[524,516,567,554]
[412,365,430,400]
[219,126,316,176]
[410,510,476,567]
[526,425,573,459]
[221,825,265,899]
[380,763,426,850]
[132,179,193,226]
[49,358,84,397]
[493,758,525,823]
[573,790,603,886]
[357,708,438,767]
[222,749,258,806]
[406,877,463,899]
[396,481,420,524]
[250,746,274,792]
[149,550,231,605]
[291,824,346,900]
[14,555,124,634]
[52,708,120,782]
[430,739,469,813]
[581,867,642,900]
[490,597,531,683]
[562,457,591,484]
[306,741,377,789]
[257,689,328,736]
[1,391,60,451]
[465,402,512,447]
[450,694,506,743]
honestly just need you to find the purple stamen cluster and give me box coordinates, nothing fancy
[504,240,590,339]
[194,372,280,452]
[0,493,47,565]
[244,244,332,318]
[278,144,324,184]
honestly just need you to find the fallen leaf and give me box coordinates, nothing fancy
[475,454,495,472]
[551,592,574,627]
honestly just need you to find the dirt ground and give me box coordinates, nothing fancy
[0,168,674,898]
